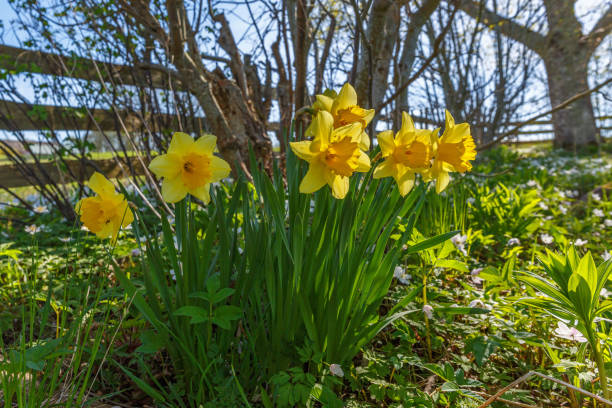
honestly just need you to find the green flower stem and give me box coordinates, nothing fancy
[423,274,432,362]
[587,327,609,400]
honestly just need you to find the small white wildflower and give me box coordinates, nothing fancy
[59,237,70,243]
[544,215,553,221]
[507,238,521,247]
[131,248,142,257]
[471,267,483,276]
[467,197,475,205]
[393,266,412,285]
[538,202,549,211]
[24,224,40,235]
[592,192,601,202]
[605,219,612,227]
[81,225,88,231]
[540,233,554,245]
[169,269,176,281]
[593,209,604,217]
[565,190,579,198]
[469,299,485,309]
[527,180,539,188]
[422,304,434,319]
[558,205,567,215]
[600,287,612,298]
[573,239,588,247]
[329,364,344,377]
[451,234,468,256]
[32,205,48,214]
[554,322,587,343]
[603,251,611,262]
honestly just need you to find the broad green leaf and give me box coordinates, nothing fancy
[436,259,469,273]
[174,306,209,324]
[405,230,460,255]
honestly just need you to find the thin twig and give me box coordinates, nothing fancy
[473,391,536,408]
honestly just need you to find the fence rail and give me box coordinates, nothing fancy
[0,157,146,188]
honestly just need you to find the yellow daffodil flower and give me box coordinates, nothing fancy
[148,132,231,203]
[306,83,374,151]
[76,172,133,242]
[373,112,436,196]
[291,110,371,199]
[426,110,477,193]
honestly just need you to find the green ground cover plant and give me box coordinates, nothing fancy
[1,90,611,406]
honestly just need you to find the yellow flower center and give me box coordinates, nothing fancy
[392,141,431,169]
[181,152,212,189]
[335,106,367,128]
[324,138,360,177]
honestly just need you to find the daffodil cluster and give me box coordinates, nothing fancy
[376,110,477,195]
[292,83,477,198]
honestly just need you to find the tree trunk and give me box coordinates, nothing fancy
[354,0,400,128]
[544,56,598,149]
[542,0,599,148]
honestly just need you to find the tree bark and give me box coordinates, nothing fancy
[354,0,401,127]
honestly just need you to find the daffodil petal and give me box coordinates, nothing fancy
[332,83,358,114]
[290,140,316,162]
[299,162,327,194]
[356,150,371,172]
[330,175,349,199]
[168,132,195,155]
[445,110,455,129]
[377,130,395,157]
[190,184,212,204]
[362,109,375,126]
[396,172,415,197]
[373,159,394,179]
[149,153,182,178]
[161,177,188,203]
[88,172,116,197]
[314,94,333,112]
[444,123,470,144]
[401,112,415,134]
[195,133,217,154]
[210,155,231,182]
[119,201,134,227]
[333,122,361,144]
[359,131,371,151]
[436,171,450,193]
[311,111,333,150]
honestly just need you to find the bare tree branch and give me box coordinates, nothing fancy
[457,0,546,54]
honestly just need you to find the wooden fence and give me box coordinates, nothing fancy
[0,44,610,188]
